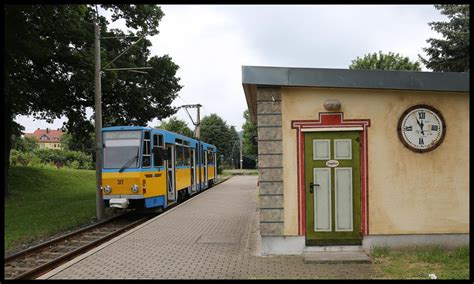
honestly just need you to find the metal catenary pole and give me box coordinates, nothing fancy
[94,22,105,221]
[240,136,243,170]
[93,8,151,220]
[196,104,201,139]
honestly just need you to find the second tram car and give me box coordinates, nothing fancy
[101,126,217,210]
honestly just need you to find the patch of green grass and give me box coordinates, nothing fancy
[222,169,259,176]
[5,166,97,251]
[220,170,233,177]
[371,245,469,279]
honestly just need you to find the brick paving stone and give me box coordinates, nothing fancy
[44,176,376,279]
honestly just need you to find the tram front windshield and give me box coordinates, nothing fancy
[103,131,141,169]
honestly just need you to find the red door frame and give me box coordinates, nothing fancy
[291,112,371,236]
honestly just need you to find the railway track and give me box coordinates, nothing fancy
[4,176,232,280]
[4,211,156,280]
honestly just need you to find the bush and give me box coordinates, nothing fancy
[66,160,81,169]
[63,150,93,169]
[10,148,93,170]
[10,150,35,166]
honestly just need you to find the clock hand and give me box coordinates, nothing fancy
[415,118,424,135]
[415,118,421,127]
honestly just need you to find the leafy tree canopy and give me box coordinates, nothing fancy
[228,126,241,167]
[61,131,95,157]
[12,136,39,153]
[241,110,257,160]
[419,4,469,72]
[157,116,194,137]
[5,4,182,195]
[200,114,238,165]
[349,51,421,71]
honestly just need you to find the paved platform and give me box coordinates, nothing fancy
[39,176,376,279]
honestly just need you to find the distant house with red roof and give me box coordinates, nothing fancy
[24,128,64,150]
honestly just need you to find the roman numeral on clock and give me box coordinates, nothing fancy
[431,125,438,131]
[419,112,425,119]
[419,138,424,145]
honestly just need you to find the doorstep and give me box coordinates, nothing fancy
[303,246,371,264]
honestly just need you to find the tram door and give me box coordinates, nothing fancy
[191,148,197,193]
[204,150,208,188]
[165,143,176,202]
[214,152,218,180]
[198,144,203,190]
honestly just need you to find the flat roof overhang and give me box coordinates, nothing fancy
[242,65,469,123]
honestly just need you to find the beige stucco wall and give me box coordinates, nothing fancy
[281,87,469,235]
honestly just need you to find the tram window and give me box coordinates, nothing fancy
[188,147,192,166]
[142,131,151,167]
[153,134,164,167]
[176,145,184,166]
[184,147,190,166]
[159,135,164,147]
[208,151,214,164]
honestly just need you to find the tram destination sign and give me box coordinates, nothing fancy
[104,131,141,140]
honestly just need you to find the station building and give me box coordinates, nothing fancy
[242,66,469,254]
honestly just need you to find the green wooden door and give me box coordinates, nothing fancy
[304,131,362,246]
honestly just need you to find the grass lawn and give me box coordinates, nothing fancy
[219,170,232,177]
[5,166,98,252]
[371,246,469,279]
[222,169,259,176]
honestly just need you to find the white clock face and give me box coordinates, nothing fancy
[399,106,445,152]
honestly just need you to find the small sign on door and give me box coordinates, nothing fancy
[325,160,339,167]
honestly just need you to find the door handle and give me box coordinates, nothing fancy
[309,182,320,193]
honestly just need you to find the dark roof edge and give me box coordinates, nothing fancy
[242,65,469,93]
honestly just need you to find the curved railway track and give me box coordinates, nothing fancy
[4,176,231,280]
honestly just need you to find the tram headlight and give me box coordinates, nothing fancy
[131,184,139,193]
[104,185,112,194]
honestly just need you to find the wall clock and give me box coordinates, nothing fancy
[397,105,446,153]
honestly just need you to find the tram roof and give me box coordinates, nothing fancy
[102,126,216,151]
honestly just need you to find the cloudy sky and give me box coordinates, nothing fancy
[16,5,446,133]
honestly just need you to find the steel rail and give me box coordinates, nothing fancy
[5,212,130,262]
[11,216,151,280]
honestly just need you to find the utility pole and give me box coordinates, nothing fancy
[93,10,152,220]
[196,105,201,139]
[94,22,105,221]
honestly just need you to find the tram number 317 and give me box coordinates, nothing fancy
[117,179,124,185]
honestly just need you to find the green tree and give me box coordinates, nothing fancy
[157,116,193,137]
[419,5,469,72]
[12,136,39,152]
[200,114,235,166]
[5,5,182,196]
[228,126,240,168]
[241,110,258,162]
[61,131,95,157]
[349,51,421,71]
